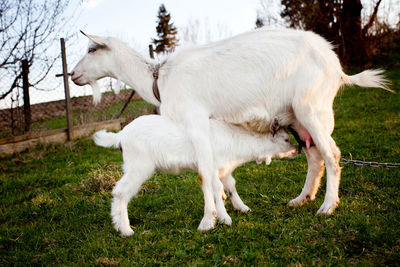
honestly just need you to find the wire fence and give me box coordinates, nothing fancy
[0,40,154,140]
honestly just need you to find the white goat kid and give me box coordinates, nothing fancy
[71,28,390,231]
[93,115,296,236]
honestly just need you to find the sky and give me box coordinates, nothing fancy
[76,0,262,50]
[1,0,398,109]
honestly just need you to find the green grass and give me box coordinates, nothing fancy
[0,67,399,265]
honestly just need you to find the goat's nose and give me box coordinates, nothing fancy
[70,71,75,77]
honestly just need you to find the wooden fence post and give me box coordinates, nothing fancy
[149,44,155,59]
[60,38,73,140]
[22,59,31,133]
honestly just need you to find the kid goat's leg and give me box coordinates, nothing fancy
[288,146,325,207]
[111,160,155,236]
[220,174,250,213]
[213,173,232,225]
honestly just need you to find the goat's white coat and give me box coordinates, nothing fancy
[72,28,390,231]
[93,115,296,236]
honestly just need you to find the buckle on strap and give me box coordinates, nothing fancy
[152,64,161,102]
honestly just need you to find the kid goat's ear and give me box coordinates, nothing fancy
[80,30,108,48]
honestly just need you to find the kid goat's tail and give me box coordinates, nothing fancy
[341,69,393,93]
[93,130,120,149]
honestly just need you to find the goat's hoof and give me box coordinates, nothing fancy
[317,199,339,215]
[288,194,314,208]
[287,198,304,207]
[197,215,216,232]
[236,204,251,213]
[118,227,135,237]
[218,213,232,226]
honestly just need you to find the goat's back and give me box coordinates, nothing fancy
[118,115,273,167]
[161,28,343,125]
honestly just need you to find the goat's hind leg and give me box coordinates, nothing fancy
[294,110,341,215]
[111,162,154,236]
[288,145,325,207]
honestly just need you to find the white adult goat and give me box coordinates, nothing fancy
[93,115,296,236]
[71,28,390,231]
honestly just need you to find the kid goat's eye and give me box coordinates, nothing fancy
[88,47,97,54]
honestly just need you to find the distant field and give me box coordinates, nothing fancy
[0,90,154,139]
[0,65,399,265]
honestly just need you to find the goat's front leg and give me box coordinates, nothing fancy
[162,103,230,230]
[188,125,219,231]
[183,115,232,231]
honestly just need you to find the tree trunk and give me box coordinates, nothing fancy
[341,0,366,67]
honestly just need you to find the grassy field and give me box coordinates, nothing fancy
[1,65,399,265]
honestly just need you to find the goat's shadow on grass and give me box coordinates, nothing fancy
[128,217,143,226]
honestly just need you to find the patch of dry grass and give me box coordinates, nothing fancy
[81,163,121,193]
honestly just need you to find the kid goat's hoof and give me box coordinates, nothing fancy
[237,204,251,213]
[197,215,216,232]
[217,213,232,226]
[119,227,135,237]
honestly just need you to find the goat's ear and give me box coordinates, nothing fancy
[270,118,280,137]
[80,30,108,47]
[80,30,88,37]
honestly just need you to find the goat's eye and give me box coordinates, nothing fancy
[88,47,97,54]
[285,138,290,142]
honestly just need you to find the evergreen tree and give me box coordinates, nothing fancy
[152,4,179,54]
[255,11,265,28]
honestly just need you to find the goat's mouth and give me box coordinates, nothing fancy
[275,148,297,159]
[71,74,84,85]
[287,148,298,158]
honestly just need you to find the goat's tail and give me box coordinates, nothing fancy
[93,130,120,149]
[342,69,393,93]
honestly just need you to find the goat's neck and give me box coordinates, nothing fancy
[240,135,276,161]
[110,46,160,106]
[218,129,276,163]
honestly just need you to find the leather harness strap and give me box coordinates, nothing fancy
[152,64,161,103]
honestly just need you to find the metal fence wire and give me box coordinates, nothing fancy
[340,158,400,168]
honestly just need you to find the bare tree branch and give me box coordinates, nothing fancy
[362,0,383,36]
[0,73,21,100]
[0,0,78,101]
